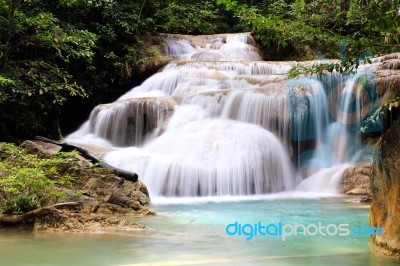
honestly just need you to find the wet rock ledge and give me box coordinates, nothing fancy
[0,140,154,233]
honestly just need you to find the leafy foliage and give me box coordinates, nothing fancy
[287,53,373,78]
[361,97,400,133]
[152,0,231,34]
[0,143,80,214]
[216,0,400,60]
[0,0,97,139]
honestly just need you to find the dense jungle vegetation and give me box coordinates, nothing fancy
[0,0,399,141]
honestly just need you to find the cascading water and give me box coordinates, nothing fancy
[295,70,378,192]
[67,33,376,197]
[105,106,295,196]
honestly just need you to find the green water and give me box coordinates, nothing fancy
[0,195,397,266]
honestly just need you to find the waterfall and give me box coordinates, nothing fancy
[67,33,376,197]
[295,71,378,192]
[105,106,296,196]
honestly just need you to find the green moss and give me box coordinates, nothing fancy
[0,143,80,214]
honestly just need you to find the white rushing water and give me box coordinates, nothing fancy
[67,33,375,197]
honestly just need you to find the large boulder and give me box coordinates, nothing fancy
[83,175,150,213]
[340,163,372,196]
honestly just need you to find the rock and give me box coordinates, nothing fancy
[359,195,371,203]
[378,59,400,70]
[83,175,151,213]
[33,210,145,232]
[19,140,54,158]
[139,208,156,216]
[375,69,400,105]
[84,177,114,198]
[340,163,372,196]
[347,195,371,203]
[370,117,400,258]
[132,191,150,205]
[106,216,120,225]
[0,141,154,232]
[80,198,100,214]
[98,204,129,214]
[374,53,400,63]
[87,97,176,147]
[345,188,369,195]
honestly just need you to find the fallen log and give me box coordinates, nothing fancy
[0,202,81,224]
[35,136,138,182]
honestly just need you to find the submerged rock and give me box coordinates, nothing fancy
[33,209,147,232]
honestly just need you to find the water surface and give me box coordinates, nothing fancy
[0,195,397,266]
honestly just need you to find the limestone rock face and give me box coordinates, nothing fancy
[87,97,176,147]
[340,163,372,195]
[378,59,400,70]
[375,69,400,105]
[370,118,400,258]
